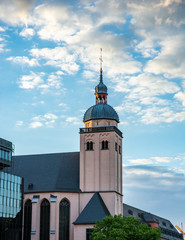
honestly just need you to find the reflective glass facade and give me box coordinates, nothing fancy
[0,172,22,218]
[0,138,12,169]
[0,149,11,161]
[0,138,23,240]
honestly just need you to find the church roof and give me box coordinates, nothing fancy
[95,81,107,94]
[74,192,110,225]
[83,103,119,123]
[12,152,80,193]
[123,203,183,240]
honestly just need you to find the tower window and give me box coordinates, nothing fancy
[86,141,93,151]
[119,145,121,154]
[102,140,108,150]
[115,143,118,151]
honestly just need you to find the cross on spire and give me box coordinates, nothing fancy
[99,48,103,82]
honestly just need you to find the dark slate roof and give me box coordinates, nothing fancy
[142,212,159,223]
[12,152,80,193]
[95,81,107,94]
[123,203,183,240]
[74,192,110,225]
[83,103,119,123]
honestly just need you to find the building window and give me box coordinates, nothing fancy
[128,209,133,215]
[59,199,70,240]
[86,229,93,240]
[102,140,108,150]
[119,145,121,154]
[40,199,50,240]
[115,142,118,151]
[24,200,32,240]
[86,141,93,150]
[162,221,166,226]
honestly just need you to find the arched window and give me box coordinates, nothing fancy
[86,141,93,150]
[40,199,50,240]
[102,140,108,150]
[59,199,70,240]
[24,200,32,240]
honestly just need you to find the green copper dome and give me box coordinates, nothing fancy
[83,103,119,123]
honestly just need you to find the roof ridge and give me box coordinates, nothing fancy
[123,203,172,223]
[14,151,80,157]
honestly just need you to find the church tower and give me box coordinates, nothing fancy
[80,49,123,201]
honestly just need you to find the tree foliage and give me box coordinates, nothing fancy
[90,215,161,240]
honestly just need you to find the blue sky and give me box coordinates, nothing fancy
[0,0,185,227]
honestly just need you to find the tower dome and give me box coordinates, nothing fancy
[95,70,107,94]
[83,103,119,123]
[95,81,107,94]
[84,48,119,124]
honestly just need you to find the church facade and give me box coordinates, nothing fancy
[13,66,123,240]
[11,64,183,240]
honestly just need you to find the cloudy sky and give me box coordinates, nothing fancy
[0,0,185,227]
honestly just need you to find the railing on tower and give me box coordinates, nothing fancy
[80,126,122,137]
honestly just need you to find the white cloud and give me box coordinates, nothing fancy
[44,113,58,120]
[0,26,5,32]
[66,117,81,125]
[30,47,79,74]
[15,120,24,127]
[113,73,184,124]
[83,70,96,79]
[0,43,6,53]
[174,91,185,107]
[56,71,64,75]
[18,72,44,89]
[0,0,184,127]
[128,73,179,96]
[20,28,35,38]
[31,100,45,106]
[7,56,39,67]
[129,158,154,165]
[140,107,185,124]
[59,103,67,107]
[18,71,64,92]
[145,35,185,79]
[47,74,62,89]
[128,156,185,165]
[123,163,185,224]
[33,3,76,42]
[0,0,35,25]
[124,165,185,190]
[29,113,58,128]
[29,121,43,129]
[0,29,8,53]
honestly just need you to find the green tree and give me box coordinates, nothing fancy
[90,215,161,240]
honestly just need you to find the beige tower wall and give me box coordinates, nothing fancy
[80,120,122,194]
[85,119,117,128]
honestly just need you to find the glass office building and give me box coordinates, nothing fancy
[0,138,23,240]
